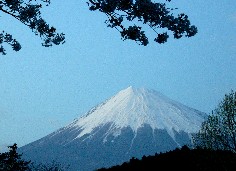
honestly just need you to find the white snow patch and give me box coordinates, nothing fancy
[68,86,206,140]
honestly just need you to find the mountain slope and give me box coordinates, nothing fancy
[19,86,207,171]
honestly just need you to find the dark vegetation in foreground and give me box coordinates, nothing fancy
[97,145,236,171]
[0,143,68,171]
[1,143,236,171]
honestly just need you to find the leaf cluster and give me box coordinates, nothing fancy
[88,0,197,46]
[194,90,236,153]
[0,31,21,55]
[0,0,65,55]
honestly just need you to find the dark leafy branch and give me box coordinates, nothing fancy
[1,0,198,55]
[193,90,236,153]
[0,0,65,55]
[87,0,198,45]
[0,31,21,55]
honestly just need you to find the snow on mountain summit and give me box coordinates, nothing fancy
[68,86,206,139]
[19,86,207,171]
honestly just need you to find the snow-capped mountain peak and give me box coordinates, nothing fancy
[19,86,207,171]
[68,86,206,139]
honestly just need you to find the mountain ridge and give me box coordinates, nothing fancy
[19,86,207,171]
[65,86,206,141]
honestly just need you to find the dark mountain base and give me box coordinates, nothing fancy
[19,125,193,171]
[97,146,236,171]
[19,87,207,171]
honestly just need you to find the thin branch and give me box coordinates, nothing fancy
[0,8,21,21]
[0,8,31,27]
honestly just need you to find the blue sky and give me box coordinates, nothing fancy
[0,0,236,151]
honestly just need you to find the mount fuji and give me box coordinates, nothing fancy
[19,86,207,171]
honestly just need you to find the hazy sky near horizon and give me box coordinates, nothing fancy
[0,0,236,151]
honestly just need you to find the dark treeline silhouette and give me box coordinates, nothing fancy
[97,145,236,171]
[0,143,68,171]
